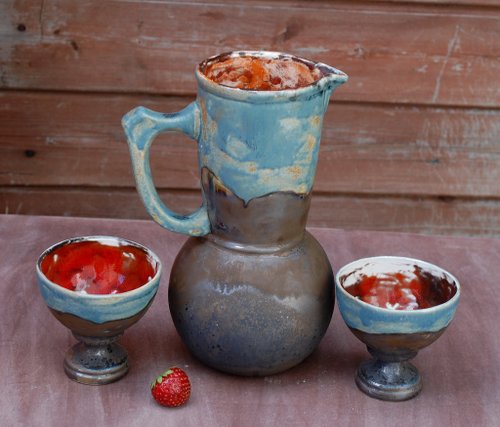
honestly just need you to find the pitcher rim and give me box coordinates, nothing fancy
[195,50,348,103]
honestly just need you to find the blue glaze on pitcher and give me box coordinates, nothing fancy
[123,52,347,376]
[122,51,347,236]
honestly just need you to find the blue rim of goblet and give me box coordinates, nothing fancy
[335,255,461,315]
[334,256,461,334]
[36,236,162,323]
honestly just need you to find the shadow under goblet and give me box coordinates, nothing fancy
[335,256,460,401]
[36,236,161,385]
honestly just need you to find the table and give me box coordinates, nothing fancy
[1,214,498,426]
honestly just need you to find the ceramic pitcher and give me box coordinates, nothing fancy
[122,51,347,376]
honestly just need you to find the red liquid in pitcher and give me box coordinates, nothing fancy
[203,55,322,91]
[343,266,456,310]
[40,241,156,295]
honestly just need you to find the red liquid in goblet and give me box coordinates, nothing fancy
[343,266,457,310]
[40,241,156,295]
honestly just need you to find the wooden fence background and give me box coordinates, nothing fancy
[1,0,499,236]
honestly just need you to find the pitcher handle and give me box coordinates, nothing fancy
[122,104,210,237]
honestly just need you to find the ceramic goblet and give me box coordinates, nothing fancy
[36,236,161,385]
[335,256,460,401]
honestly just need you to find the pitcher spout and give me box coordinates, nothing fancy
[316,62,348,93]
[312,62,348,110]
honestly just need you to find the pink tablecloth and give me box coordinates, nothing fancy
[1,214,498,426]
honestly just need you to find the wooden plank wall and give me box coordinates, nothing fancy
[1,0,499,236]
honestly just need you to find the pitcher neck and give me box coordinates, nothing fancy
[202,170,311,249]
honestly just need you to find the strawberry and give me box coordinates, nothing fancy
[151,368,191,407]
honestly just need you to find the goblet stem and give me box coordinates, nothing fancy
[355,347,422,401]
[63,333,129,385]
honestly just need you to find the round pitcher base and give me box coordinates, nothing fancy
[169,232,334,376]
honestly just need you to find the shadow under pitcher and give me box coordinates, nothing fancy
[122,51,348,376]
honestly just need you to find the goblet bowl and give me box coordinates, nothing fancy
[335,256,460,401]
[36,236,161,385]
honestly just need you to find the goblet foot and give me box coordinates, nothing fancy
[63,334,128,385]
[355,358,422,401]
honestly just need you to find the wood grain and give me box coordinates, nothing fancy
[1,0,499,106]
[2,187,499,237]
[371,0,500,5]
[1,91,499,197]
[1,0,499,237]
